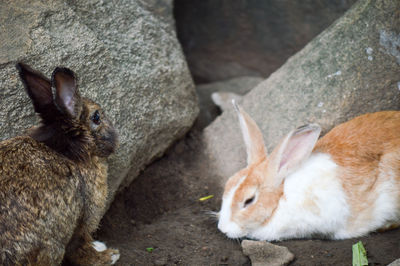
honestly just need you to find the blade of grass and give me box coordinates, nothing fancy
[199,195,214,201]
[352,241,368,266]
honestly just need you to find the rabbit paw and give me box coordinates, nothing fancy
[91,241,120,265]
[109,249,120,265]
[92,241,107,252]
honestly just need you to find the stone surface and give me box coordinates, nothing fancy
[242,240,295,266]
[202,0,400,182]
[175,0,357,82]
[0,0,198,199]
[388,258,400,266]
[194,76,263,129]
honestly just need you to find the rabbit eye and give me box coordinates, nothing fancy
[244,196,255,207]
[91,110,101,125]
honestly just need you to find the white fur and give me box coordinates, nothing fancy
[339,151,400,238]
[92,241,120,264]
[374,175,400,226]
[92,241,107,252]
[221,152,400,241]
[218,175,246,238]
[249,153,350,241]
[111,253,120,264]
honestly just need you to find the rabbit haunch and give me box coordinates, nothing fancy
[0,63,119,265]
[218,103,400,241]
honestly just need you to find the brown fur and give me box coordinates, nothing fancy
[0,63,119,265]
[314,111,400,231]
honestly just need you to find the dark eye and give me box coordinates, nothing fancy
[244,196,255,207]
[92,110,101,125]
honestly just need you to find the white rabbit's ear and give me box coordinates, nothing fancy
[52,67,82,118]
[233,101,267,165]
[268,124,321,186]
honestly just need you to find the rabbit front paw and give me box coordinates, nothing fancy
[109,249,120,265]
[92,241,120,265]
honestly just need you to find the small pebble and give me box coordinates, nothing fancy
[154,258,167,266]
[242,240,295,266]
[220,255,229,262]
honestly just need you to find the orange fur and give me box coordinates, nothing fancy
[314,111,400,230]
[230,160,284,227]
[235,103,267,165]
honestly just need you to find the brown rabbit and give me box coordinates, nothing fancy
[0,63,119,265]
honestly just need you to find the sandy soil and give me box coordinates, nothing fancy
[96,129,400,265]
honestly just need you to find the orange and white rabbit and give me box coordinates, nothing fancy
[218,102,400,240]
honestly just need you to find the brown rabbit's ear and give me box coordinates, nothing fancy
[268,124,321,186]
[16,63,53,114]
[233,101,267,165]
[52,67,82,118]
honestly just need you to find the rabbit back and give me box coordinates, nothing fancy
[0,136,84,265]
[314,111,400,237]
[264,111,400,239]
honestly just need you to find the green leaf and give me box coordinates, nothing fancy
[352,241,368,266]
[146,247,154,253]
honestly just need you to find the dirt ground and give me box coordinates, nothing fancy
[97,128,400,266]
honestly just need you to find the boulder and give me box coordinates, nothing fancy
[194,76,263,130]
[388,259,400,266]
[0,0,198,199]
[202,0,400,182]
[175,0,357,82]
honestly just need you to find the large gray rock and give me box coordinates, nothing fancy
[203,0,400,182]
[175,0,357,82]
[388,259,400,266]
[194,76,263,130]
[0,0,198,198]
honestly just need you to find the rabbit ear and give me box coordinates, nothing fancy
[268,124,321,186]
[52,67,82,118]
[233,101,267,165]
[16,63,53,114]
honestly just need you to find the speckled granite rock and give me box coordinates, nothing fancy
[388,258,400,266]
[203,0,400,182]
[0,0,198,200]
[195,76,263,129]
